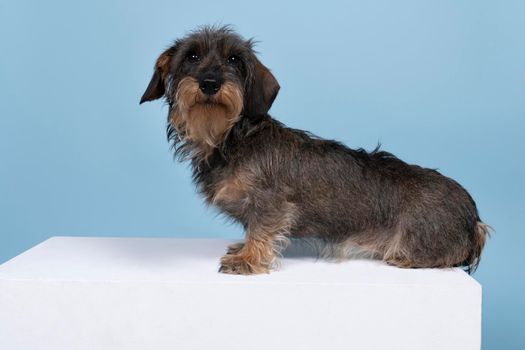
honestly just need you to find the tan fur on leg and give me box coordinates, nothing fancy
[220,237,276,274]
[226,242,244,255]
[219,202,296,275]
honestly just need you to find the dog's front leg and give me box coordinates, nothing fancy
[225,242,245,255]
[219,231,276,275]
[219,203,295,275]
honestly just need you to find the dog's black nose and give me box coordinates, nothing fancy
[199,78,221,95]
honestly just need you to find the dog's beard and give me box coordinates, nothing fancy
[170,77,243,159]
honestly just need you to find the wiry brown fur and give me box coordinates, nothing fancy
[141,25,490,275]
[171,77,243,159]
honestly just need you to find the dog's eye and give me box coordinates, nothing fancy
[186,52,200,62]
[227,55,241,65]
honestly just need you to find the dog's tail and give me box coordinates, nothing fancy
[464,221,491,273]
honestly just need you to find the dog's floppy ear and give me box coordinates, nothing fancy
[244,56,280,116]
[140,46,177,104]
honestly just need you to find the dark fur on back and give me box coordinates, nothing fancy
[141,26,489,274]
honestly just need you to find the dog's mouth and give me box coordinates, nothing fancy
[195,97,223,106]
[190,94,234,113]
[175,77,243,115]
[170,77,244,157]
[175,77,243,117]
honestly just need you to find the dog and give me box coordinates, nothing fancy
[140,26,489,275]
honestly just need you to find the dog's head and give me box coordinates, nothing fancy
[140,26,279,155]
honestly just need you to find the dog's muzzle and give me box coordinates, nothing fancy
[199,78,222,95]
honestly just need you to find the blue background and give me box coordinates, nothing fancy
[1,1,523,348]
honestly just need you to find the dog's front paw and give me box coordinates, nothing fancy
[219,254,269,275]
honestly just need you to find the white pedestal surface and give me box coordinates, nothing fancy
[0,237,481,350]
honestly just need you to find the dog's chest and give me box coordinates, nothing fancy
[210,171,251,205]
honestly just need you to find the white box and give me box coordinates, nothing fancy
[0,237,481,350]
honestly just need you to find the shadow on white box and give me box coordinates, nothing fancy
[0,237,481,350]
